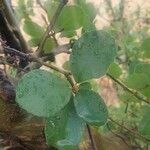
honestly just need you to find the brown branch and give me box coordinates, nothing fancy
[1,0,30,53]
[105,0,116,20]
[87,124,97,150]
[107,73,150,104]
[36,0,68,56]
[3,46,72,82]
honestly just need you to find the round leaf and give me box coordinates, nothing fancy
[70,30,117,82]
[23,19,45,38]
[56,5,85,34]
[107,63,122,78]
[16,69,71,117]
[74,89,108,126]
[45,102,85,150]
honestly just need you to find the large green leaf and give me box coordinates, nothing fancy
[16,69,71,117]
[74,89,108,126]
[70,30,117,82]
[139,106,150,136]
[45,102,85,150]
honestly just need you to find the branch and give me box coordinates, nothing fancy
[1,0,30,53]
[109,117,150,142]
[36,0,68,56]
[107,73,150,104]
[87,125,97,150]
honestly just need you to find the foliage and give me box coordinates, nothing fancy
[0,0,149,149]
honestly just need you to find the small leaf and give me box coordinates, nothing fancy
[107,63,122,78]
[43,38,56,54]
[23,19,45,38]
[74,89,108,126]
[125,73,149,90]
[44,0,59,21]
[45,102,85,150]
[28,38,40,47]
[16,69,71,117]
[134,63,150,76]
[76,0,97,21]
[141,38,150,58]
[79,82,92,90]
[63,61,70,70]
[139,106,150,136]
[70,30,117,82]
[55,5,85,36]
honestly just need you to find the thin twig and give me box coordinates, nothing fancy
[3,46,72,81]
[86,125,97,150]
[36,0,68,56]
[105,0,116,20]
[107,73,150,104]
[109,117,150,142]
[106,123,130,146]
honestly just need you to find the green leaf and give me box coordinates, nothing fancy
[55,5,85,36]
[63,61,70,70]
[141,87,150,98]
[45,102,85,150]
[141,38,150,58]
[44,0,59,21]
[125,73,149,90]
[70,30,117,82]
[15,0,26,21]
[79,82,92,90]
[28,38,40,47]
[76,0,97,21]
[43,38,56,54]
[15,0,34,21]
[16,69,71,117]
[74,89,108,126]
[107,63,122,78]
[134,63,150,76]
[23,19,45,38]
[139,106,150,136]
